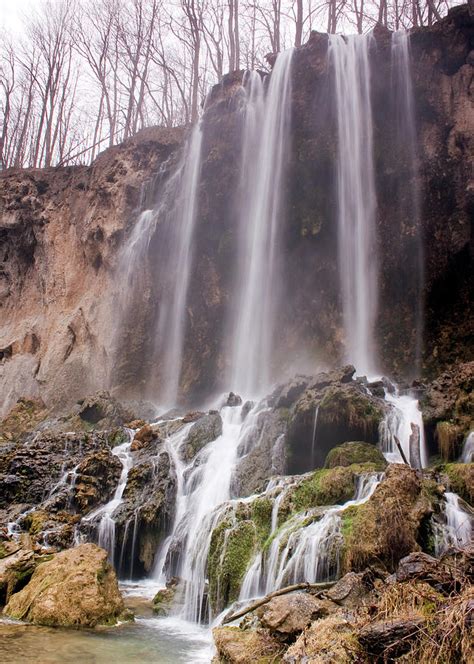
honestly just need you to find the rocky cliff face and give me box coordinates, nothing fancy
[0,6,472,414]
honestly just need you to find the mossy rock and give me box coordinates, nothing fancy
[341,464,432,573]
[435,421,464,461]
[152,585,176,616]
[4,543,124,627]
[0,398,48,443]
[250,496,273,546]
[208,518,256,614]
[442,463,473,505]
[280,463,382,519]
[325,442,387,469]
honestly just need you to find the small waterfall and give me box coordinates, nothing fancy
[238,472,382,602]
[379,390,428,467]
[434,492,473,555]
[330,34,378,377]
[82,433,134,566]
[391,32,424,377]
[461,431,474,463]
[113,124,203,406]
[229,50,293,397]
[152,404,264,623]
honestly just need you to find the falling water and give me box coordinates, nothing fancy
[379,389,428,467]
[330,35,378,376]
[434,492,473,555]
[82,433,134,566]
[229,50,293,397]
[391,31,424,376]
[461,431,474,463]
[265,473,381,592]
[113,124,203,406]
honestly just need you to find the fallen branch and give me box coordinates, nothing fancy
[221,581,336,625]
[394,436,410,466]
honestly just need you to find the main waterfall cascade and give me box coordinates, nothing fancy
[229,49,293,398]
[329,34,378,377]
[76,30,471,639]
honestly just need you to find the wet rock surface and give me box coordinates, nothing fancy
[4,543,125,627]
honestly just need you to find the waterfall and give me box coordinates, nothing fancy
[82,432,134,566]
[229,50,293,398]
[329,35,378,377]
[113,124,203,407]
[379,389,428,467]
[391,31,424,376]
[461,431,473,463]
[152,404,264,623]
[434,492,473,555]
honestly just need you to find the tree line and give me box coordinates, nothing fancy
[0,0,457,169]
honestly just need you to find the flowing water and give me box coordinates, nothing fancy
[434,492,473,555]
[113,124,203,407]
[461,431,474,463]
[330,34,378,377]
[379,389,428,467]
[391,31,424,377]
[229,49,293,398]
[81,432,134,566]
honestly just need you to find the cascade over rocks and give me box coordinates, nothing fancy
[181,411,223,462]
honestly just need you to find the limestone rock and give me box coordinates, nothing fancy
[256,592,332,636]
[72,450,122,513]
[358,617,425,658]
[181,412,222,462]
[325,571,374,608]
[0,547,36,605]
[4,543,125,627]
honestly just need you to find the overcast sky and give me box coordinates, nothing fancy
[1,0,38,32]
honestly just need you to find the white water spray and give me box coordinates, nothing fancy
[330,34,378,377]
[230,50,293,397]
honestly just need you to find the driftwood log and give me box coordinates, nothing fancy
[394,436,410,466]
[221,581,336,625]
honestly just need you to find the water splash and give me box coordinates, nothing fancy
[330,34,378,377]
[229,50,293,398]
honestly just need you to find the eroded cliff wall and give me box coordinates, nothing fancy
[0,6,472,413]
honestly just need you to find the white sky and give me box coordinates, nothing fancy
[1,0,42,33]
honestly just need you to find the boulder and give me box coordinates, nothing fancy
[181,412,223,462]
[152,577,179,616]
[131,424,160,451]
[358,617,424,659]
[227,393,243,407]
[4,543,125,627]
[256,592,332,636]
[325,442,387,469]
[213,626,283,664]
[0,546,36,605]
[325,571,374,608]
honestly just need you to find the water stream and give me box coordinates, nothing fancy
[229,49,293,398]
[330,34,378,377]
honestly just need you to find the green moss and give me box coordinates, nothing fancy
[208,519,256,613]
[325,442,387,469]
[289,463,380,513]
[108,428,129,448]
[250,497,273,546]
[443,463,473,505]
[436,422,463,461]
